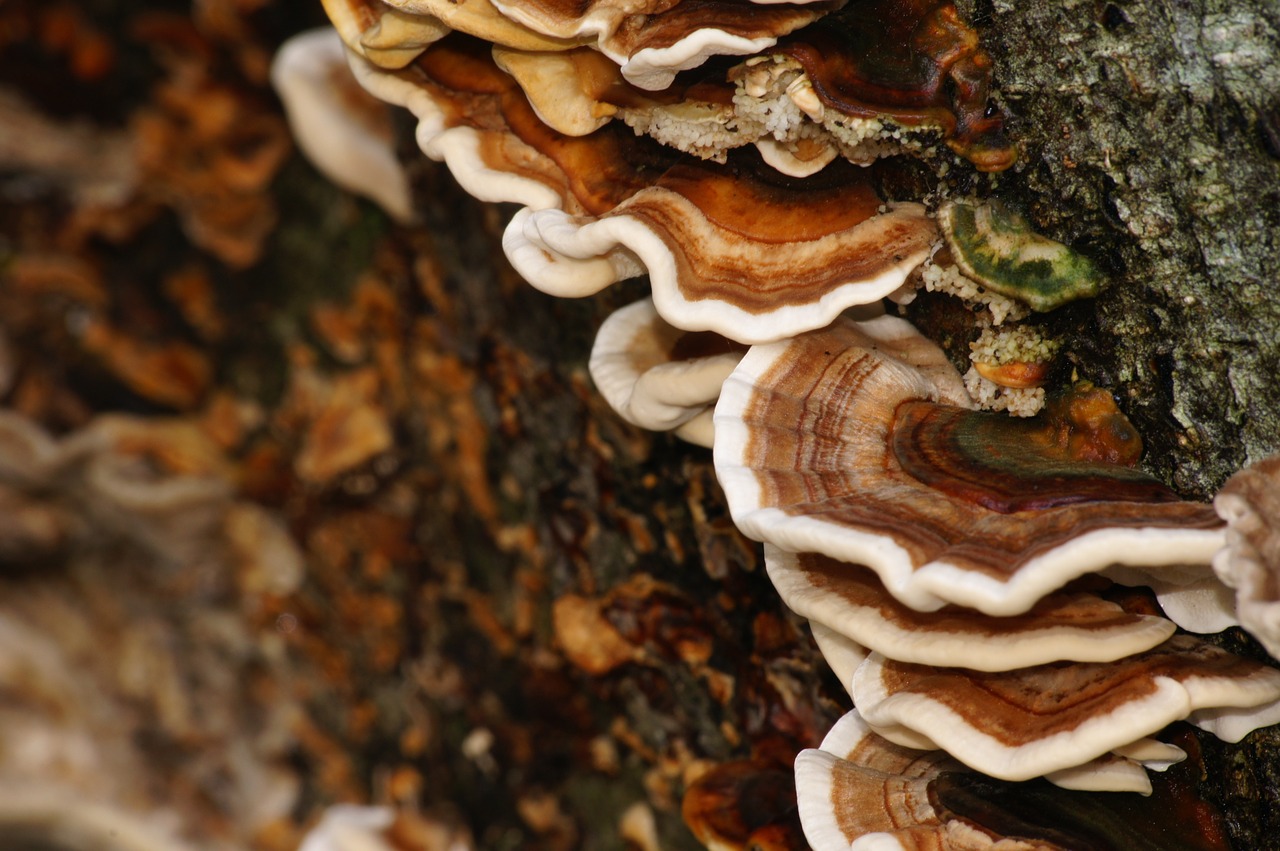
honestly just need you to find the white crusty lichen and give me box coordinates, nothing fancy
[610,54,947,172]
[619,101,743,163]
[918,252,1030,325]
[970,324,1060,366]
[964,324,1061,417]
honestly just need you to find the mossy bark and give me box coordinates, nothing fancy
[964,0,1280,498]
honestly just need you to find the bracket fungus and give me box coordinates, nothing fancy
[713,316,1224,616]
[851,635,1280,783]
[271,27,414,222]
[486,0,841,91]
[796,710,1233,850]
[938,199,1106,312]
[773,0,1015,172]
[1214,455,1280,659]
[300,0,1280,845]
[767,547,1176,671]
[322,0,447,68]
[589,298,745,447]
[380,0,584,51]
[507,153,937,343]
[348,39,940,343]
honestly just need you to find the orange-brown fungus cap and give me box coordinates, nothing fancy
[508,152,937,342]
[779,0,1015,171]
[853,634,1280,782]
[714,316,1224,614]
[365,34,679,214]
[767,548,1175,670]
[797,708,1235,850]
[682,761,804,851]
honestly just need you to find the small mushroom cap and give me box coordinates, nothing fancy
[271,28,414,222]
[1102,564,1239,635]
[321,0,445,67]
[768,547,1176,671]
[1040,738,1185,795]
[852,634,1280,782]
[939,200,1105,312]
[714,316,1225,615]
[1213,455,1280,659]
[754,137,839,177]
[384,0,585,51]
[508,155,938,344]
[489,0,840,90]
[588,297,744,445]
[492,46,623,136]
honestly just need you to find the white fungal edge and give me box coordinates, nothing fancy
[852,649,1280,781]
[1213,487,1280,658]
[272,29,415,223]
[1043,756,1154,795]
[1104,564,1240,634]
[486,0,785,91]
[795,709,931,851]
[795,710,884,851]
[506,205,931,344]
[619,32,780,91]
[754,137,838,177]
[588,298,742,433]
[346,52,563,211]
[713,330,1229,616]
[807,620,866,699]
[766,546,1175,670]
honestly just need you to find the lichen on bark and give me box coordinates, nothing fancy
[964,0,1280,498]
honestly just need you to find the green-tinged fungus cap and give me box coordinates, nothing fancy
[940,200,1105,311]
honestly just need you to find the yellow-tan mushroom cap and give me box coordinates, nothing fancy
[321,0,447,67]
[713,316,1225,615]
[384,0,585,51]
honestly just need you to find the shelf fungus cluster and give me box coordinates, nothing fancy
[307,0,1280,847]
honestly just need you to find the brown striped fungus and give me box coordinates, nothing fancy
[307,0,1280,847]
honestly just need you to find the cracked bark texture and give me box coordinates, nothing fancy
[966,0,1280,498]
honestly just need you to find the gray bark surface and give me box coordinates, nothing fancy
[969,0,1280,497]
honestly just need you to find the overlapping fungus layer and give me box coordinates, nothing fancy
[308,0,1277,848]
